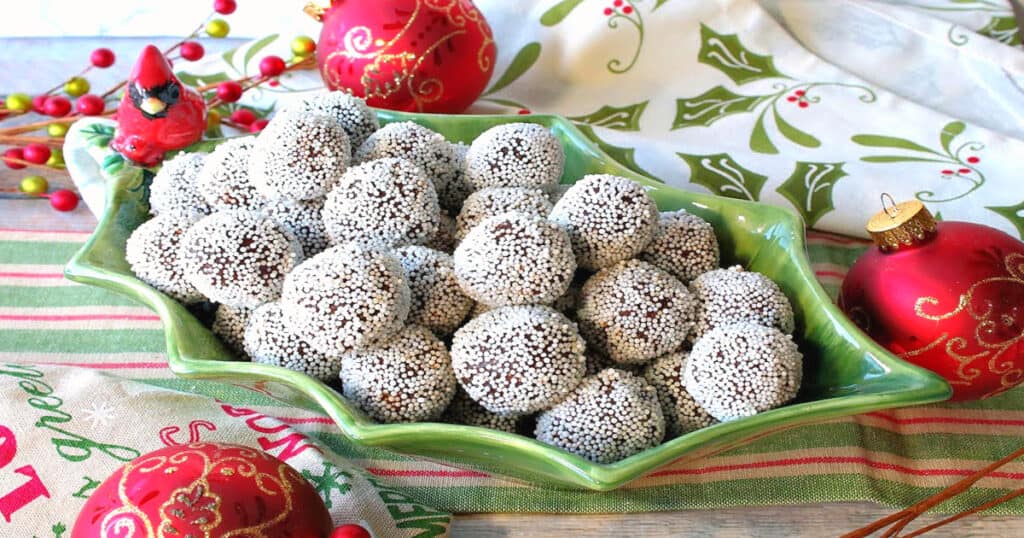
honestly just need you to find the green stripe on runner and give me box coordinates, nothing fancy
[312,431,411,462]
[398,474,1024,515]
[0,285,144,307]
[0,241,84,264]
[0,329,165,353]
[720,420,1024,462]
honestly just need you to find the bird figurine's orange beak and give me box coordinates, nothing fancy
[139,96,166,116]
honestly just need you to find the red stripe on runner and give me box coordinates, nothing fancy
[806,231,870,246]
[814,270,847,280]
[365,467,490,478]
[0,272,66,279]
[0,227,92,235]
[865,412,1024,428]
[34,361,168,369]
[648,455,1024,480]
[273,416,335,425]
[0,314,160,321]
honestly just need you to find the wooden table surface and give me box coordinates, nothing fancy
[5,159,1023,538]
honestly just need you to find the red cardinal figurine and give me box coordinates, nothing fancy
[111,45,206,166]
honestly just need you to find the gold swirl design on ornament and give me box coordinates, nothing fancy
[907,252,1024,396]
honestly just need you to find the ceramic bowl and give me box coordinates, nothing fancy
[65,111,951,491]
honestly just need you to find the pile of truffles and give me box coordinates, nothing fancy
[126,91,803,464]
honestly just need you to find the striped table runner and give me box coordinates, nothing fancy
[3,226,1024,514]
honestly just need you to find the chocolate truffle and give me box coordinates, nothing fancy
[451,305,586,416]
[442,388,524,434]
[288,90,378,150]
[280,242,410,355]
[196,137,264,210]
[576,259,695,364]
[212,303,251,355]
[180,210,301,308]
[340,325,456,423]
[454,212,576,307]
[148,152,211,216]
[455,187,552,241]
[244,302,341,382]
[549,174,659,271]
[684,323,803,422]
[465,122,563,191]
[322,157,439,248]
[126,211,204,304]
[393,245,473,336]
[535,369,664,463]
[250,111,350,200]
[640,210,720,283]
[263,197,330,257]
[355,121,459,202]
[690,266,795,338]
[643,351,717,437]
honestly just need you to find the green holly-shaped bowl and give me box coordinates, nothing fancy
[64,111,951,491]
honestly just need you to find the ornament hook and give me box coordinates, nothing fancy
[880,193,899,219]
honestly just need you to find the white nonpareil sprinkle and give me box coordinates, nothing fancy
[427,209,457,254]
[640,210,720,283]
[451,305,586,416]
[442,387,525,433]
[438,141,474,213]
[212,303,251,355]
[690,265,795,338]
[179,209,300,308]
[535,368,665,464]
[454,212,576,307]
[285,90,379,150]
[322,157,440,248]
[148,152,210,216]
[244,302,341,382]
[643,351,718,437]
[196,137,265,211]
[393,245,473,337]
[455,186,552,241]
[263,197,330,258]
[341,325,456,423]
[250,111,351,201]
[126,211,204,304]
[465,122,564,191]
[549,174,659,271]
[355,121,459,205]
[684,322,803,422]
[576,259,695,364]
[280,242,410,356]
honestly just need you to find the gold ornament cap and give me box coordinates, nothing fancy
[866,194,937,252]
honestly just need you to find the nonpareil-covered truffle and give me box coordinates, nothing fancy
[454,213,576,307]
[355,121,459,202]
[287,91,378,150]
[179,210,301,308]
[322,157,439,248]
[442,388,524,434]
[394,246,473,336]
[465,123,563,191]
[212,303,251,355]
[640,210,720,284]
[576,259,695,364]
[250,111,350,200]
[549,174,659,271]
[340,325,456,423]
[280,242,410,355]
[684,322,802,422]
[451,305,585,416]
[196,137,264,210]
[455,187,552,241]
[438,141,473,213]
[690,265,795,338]
[535,369,664,464]
[148,152,211,216]
[126,211,204,304]
[244,302,341,382]
[643,351,717,437]
[263,197,330,257]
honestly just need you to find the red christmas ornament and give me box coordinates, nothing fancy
[309,0,496,113]
[331,524,371,538]
[72,443,334,537]
[111,45,206,166]
[840,197,1024,401]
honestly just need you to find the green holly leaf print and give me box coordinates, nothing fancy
[672,86,768,129]
[677,152,766,201]
[540,0,586,26]
[749,112,778,154]
[850,134,937,154]
[81,123,115,148]
[570,101,648,131]
[940,121,966,154]
[776,161,848,227]
[979,15,1021,46]
[698,24,788,85]
[988,201,1024,239]
[774,107,821,148]
[577,124,661,181]
[483,42,542,96]
[654,0,672,10]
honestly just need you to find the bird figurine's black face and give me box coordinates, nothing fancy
[129,81,181,119]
